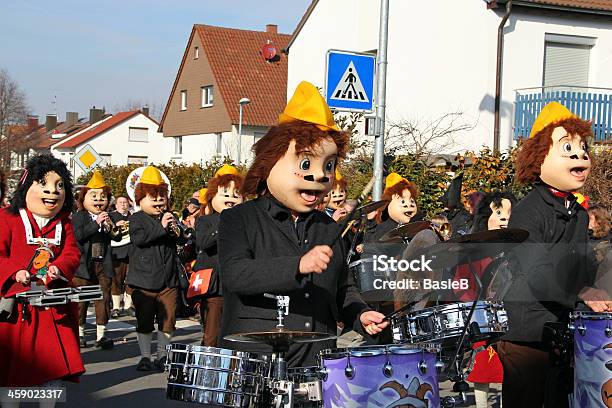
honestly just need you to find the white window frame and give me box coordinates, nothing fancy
[180,90,187,111]
[216,133,222,155]
[201,86,213,108]
[127,156,148,165]
[194,46,199,60]
[174,136,183,155]
[128,127,149,143]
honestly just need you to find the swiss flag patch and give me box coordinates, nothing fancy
[186,269,213,299]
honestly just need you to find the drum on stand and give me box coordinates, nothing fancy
[318,344,441,407]
[569,311,612,408]
[165,343,270,407]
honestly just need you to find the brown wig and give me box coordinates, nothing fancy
[516,117,592,184]
[204,173,244,213]
[243,121,349,197]
[333,178,348,192]
[134,182,168,205]
[376,179,419,223]
[588,205,611,239]
[76,185,113,211]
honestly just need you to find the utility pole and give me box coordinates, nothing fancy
[373,0,389,200]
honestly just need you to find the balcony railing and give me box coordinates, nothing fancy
[514,85,612,142]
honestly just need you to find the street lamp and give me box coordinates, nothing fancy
[237,97,251,163]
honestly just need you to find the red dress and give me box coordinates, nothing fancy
[0,208,84,386]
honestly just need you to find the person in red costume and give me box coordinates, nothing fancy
[0,154,83,390]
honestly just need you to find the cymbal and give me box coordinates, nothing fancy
[224,328,336,348]
[348,200,389,221]
[379,221,432,243]
[412,228,529,268]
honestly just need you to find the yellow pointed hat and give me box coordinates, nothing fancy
[335,169,343,181]
[140,165,164,186]
[279,81,340,132]
[198,188,208,205]
[86,169,107,189]
[529,102,576,138]
[214,164,239,178]
[385,173,408,190]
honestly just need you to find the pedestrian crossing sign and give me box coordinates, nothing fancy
[325,50,376,112]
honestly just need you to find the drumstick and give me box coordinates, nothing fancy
[383,301,417,322]
[329,176,376,248]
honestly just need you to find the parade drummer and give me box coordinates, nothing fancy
[217,81,387,366]
[0,155,84,387]
[110,194,133,318]
[499,102,611,408]
[192,164,243,347]
[126,165,178,372]
[72,169,118,349]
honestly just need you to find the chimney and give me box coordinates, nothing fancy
[65,112,78,127]
[27,115,39,131]
[89,106,104,124]
[266,24,278,34]
[45,114,58,132]
[141,106,150,116]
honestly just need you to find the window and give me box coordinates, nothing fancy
[174,136,183,155]
[194,46,199,60]
[543,34,595,88]
[128,127,148,142]
[365,117,376,136]
[180,90,187,111]
[201,86,213,107]
[216,133,222,155]
[100,154,111,166]
[127,156,148,165]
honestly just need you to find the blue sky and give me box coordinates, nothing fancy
[0,0,311,121]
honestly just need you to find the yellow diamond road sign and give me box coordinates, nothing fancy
[74,144,103,172]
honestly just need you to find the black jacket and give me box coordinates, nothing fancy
[217,196,370,366]
[503,183,595,342]
[193,213,221,296]
[72,210,115,279]
[126,211,178,291]
[109,211,130,260]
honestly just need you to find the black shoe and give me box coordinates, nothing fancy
[136,357,153,371]
[111,309,121,319]
[95,336,114,350]
[79,336,89,348]
[153,356,167,372]
[126,307,136,317]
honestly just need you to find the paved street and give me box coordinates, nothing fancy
[19,310,500,408]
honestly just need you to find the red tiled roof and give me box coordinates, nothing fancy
[197,25,291,126]
[35,121,92,149]
[56,111,140,149]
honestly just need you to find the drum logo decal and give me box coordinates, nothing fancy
[379,377,434,408]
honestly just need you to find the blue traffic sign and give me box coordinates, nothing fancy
[325,50,376,112]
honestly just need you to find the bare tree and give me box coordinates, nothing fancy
[0,69,29,172]
[113,99,162,121]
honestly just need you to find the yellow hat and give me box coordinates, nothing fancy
[86,169,107,189]
[214,164,239,178]
[385,173,408,190]
[198,188,208,205]
[335,169,343,181]
[529,102,576,138]
[279,81,340,132]
[140,165,164,186]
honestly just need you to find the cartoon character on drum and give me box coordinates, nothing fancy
[0,154,83,387]
[499,101,611,407]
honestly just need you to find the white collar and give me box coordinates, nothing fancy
[19,209,62,246]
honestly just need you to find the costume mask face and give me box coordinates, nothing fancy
[328,184,346,210]
[267,138,337,214]
[388,189,417,225]
[488,198,512,230]
[83,188,109,215]
[540,126,590,192]
[139,192,167,217]
[25,171,66,218]
[211,181,243,213]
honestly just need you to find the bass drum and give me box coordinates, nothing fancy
[165,344,269,407]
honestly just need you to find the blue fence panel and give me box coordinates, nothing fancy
[514,90,612,142]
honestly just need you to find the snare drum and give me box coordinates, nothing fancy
[319,344,440,407]
[349,257,394,301]
[391,301,508,347]
[165,344,269,407]
[570,311,612,408]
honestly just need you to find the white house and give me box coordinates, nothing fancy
[51,110,173,180]
[287,0,612,153]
